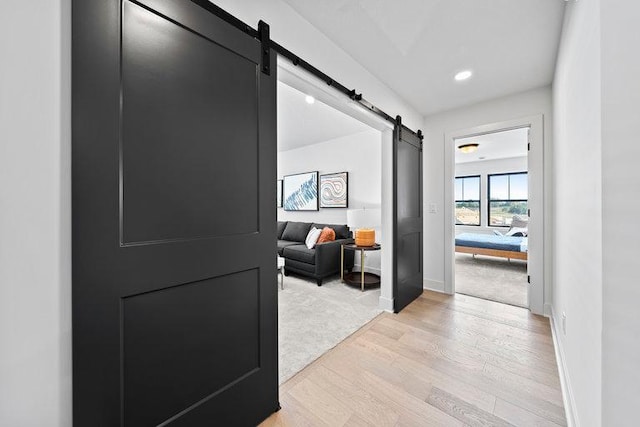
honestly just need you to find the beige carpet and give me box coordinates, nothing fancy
[278,274,381,384]
[455,253,528,307]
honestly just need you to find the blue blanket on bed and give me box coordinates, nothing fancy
[455,233,527,252]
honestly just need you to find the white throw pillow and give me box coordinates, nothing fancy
[305,227,322,249]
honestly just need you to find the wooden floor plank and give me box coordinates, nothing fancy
[389,351,497,413]
[287,377,353,426]
[260,290,566,427]
[358,328,566,424]
[385,318,561,388]
[412,297,551,335]
[402,301,553,345]
[494,398,565,427]
[427,386,514,427]
[307,365,400,426]
[324,344,433,402]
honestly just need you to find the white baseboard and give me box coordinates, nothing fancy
[544,302,553,318]
[550,306,579,427]
[423,278,447,293]
[378,295,394,312]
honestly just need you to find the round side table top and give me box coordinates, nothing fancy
[342,243,381,251]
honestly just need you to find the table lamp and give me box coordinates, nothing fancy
[347,208,381,247]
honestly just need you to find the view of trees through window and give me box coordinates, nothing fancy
[455,176,480,225]
[488,172,528,226]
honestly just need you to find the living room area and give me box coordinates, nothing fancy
[276,79,385,383]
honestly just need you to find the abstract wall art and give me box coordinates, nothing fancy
[283,171,318,211]
[320,172,348,208]
[277,179,283,208]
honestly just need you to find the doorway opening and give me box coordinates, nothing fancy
[453,128,529,307]
[444,116,545,314]
[275,62,393,384]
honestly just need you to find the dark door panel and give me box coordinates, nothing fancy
[393,123,423,312]
[121,1,260,244]
[73,0,278,425]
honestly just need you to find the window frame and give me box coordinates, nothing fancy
[487,171,528,227]
[454,174,481,226]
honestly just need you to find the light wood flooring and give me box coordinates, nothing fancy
[260,290,566,427]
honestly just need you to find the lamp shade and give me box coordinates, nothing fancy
[346,208,381,229]
[347,208,381,246]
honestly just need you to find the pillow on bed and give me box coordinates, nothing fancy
[492,230,504,236]
[510,215,528,229]
[506,227,528,237]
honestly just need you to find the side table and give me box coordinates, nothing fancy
[341,243,381,291]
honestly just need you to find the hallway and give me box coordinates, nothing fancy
[262,291,565,426]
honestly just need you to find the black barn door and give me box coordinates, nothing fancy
[72,1,278,425]
[393,118,424,312]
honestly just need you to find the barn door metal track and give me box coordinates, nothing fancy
[191,0,423,140]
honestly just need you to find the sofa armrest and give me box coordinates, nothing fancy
[315,238,354,275]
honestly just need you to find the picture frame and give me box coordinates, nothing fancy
[277,179,283,208]
[283,171,319,211]
[320,172,349,208]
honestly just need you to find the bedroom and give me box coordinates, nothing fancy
[453,127,531,307]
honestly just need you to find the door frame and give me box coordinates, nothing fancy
[277,59,397,311]
[444,115,545,314]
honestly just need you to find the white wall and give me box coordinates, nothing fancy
[600,1,640,425]
[212,0,423,132]
[423,87,553,294]
[455,156,528,235]
[551,0,602,425]
[278,129,382,273]
[0,1,72,426]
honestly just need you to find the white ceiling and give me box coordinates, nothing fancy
[455,127,528,164]
[277,81,370,151]
[281,0,565,116]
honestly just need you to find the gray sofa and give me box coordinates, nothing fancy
[277,221,355,286]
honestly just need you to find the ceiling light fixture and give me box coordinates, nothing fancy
[454,70,473,81]
[458,143,479,153]
[305,95,315,104]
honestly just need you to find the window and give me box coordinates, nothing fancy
[488,172,528,226]
[455,175,480,226]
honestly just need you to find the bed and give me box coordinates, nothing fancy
[455,233,528,260]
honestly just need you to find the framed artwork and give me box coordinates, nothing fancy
[277,180,283,208]
[320,172,348,208]
[283,171,318,211]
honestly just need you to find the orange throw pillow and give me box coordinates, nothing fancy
[316,227,336,244]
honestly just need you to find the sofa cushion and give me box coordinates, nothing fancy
[317,227,336,244]
[305,227,322,249]
[277,221,288,239]
[312,223,350,239]
[281,222,312,242]
[283,244,316,264]
[277,240,299,256]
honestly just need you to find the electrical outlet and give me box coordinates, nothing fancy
[429,203,437,213]
[562,312,567,335]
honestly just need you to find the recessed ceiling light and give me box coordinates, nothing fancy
[305,95,315,104]
[454,70,473,81]
[458,143,479,153]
